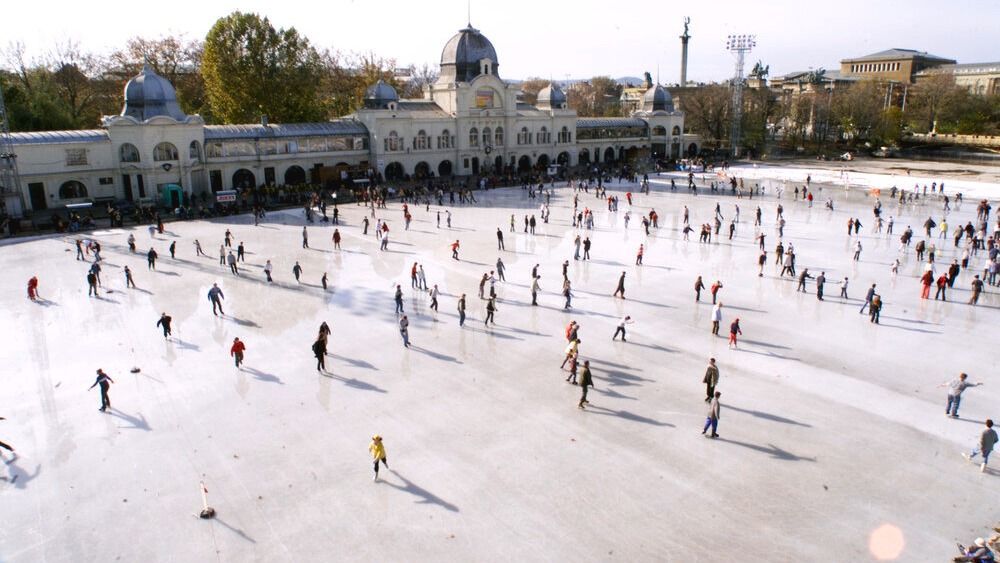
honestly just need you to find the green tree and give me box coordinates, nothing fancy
[202,11,325,124]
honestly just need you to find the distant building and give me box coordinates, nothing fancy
[7,24,696,214]
[839,48,956,84]
[915,62,1000,95]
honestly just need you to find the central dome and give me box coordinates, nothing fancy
[121,64,187,122]
[439,25,499,83]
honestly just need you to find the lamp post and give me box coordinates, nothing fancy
[726,34,756,159]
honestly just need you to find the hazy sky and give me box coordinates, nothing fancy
[7,0,999,84]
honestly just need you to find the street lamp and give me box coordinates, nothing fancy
[726,34,756,159]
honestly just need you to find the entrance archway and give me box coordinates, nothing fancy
[384,162,405,181]
[536,154,550,170]
[517,155,532,173]
[415,161,431,179]
[578,149,590,165]
[438,160,453,177]
[472,157,480,175]
[557,152,570,166]
[687,143,699,157]
[494,155,504,172]
[233,169,256,190]
[603,147,616,163]
[284,165,306,185]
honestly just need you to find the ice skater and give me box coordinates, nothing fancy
[484,296,497,325]
[147,247,158,270]
[578,361,593,409]
[451,240,461,260]
[26,276,39,301]
[703,358,719,402]
[313,335,327,371]
[293,261,303,283]
[227,251,238,275]
[728,318,742,349]
[208,283,225,316]
[88,369,114,412]
[962,420,998,473]
[230,337,245,369]
[613,271,626,299]
[702,391,721,438]
[156,312,172,339]
[369,435,388,482]
[394,285,404,314]
[941,372,982,418]
[612,316,633,341]
[457,294,467,326]
[302,226,309,248]
[399,315,410,347]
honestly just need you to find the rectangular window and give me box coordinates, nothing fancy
[65,149,88,166]
[206,142,224,158]
[463,158,470,169]
[99,177,114,185]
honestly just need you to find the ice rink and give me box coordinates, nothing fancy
[2,165,998,561]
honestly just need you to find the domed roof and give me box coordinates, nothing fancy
[439,25,499,83]
[364,80,399,109]
[121,64,187,121]
[642,84,674,113]
[536,83,567,109]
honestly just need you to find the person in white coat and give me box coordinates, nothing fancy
[711,302,723,335]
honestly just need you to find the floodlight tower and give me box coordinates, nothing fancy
[0,82,24,218]
[725,34,756,159]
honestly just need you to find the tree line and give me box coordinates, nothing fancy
[680,71,1000,154]
[0,11,434,131]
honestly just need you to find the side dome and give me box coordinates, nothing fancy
[642,84,674,113]
[364,80,399,109]
[122,64,187,121]
[439,25,499,83]
[536,83,567,109]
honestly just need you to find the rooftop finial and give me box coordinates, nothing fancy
[467,0,471,27]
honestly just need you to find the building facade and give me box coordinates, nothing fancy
[6,24,693,215]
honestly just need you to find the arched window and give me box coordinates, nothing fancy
[119,143,140,163]
[189,140,201,161]
[537,126,549,144]
[438,129,452,149]
[59,180,88,199]
[415,130,429,150]
[153,142,179,161]
[495,127,504,146]
[385,131,401,152]
[518,127,531,145]
[559,126,571,143]
[482,127,491,147]
[469,127,479,147]
[672,125,681,136]
[652,126,667,136]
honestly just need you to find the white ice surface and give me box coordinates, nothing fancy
[1,173,998,561]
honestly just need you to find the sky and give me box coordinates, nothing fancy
[6,0,999,84]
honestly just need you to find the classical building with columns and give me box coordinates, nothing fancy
[7,24,692,214]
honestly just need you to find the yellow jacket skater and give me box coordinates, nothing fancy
[369,435,388,481]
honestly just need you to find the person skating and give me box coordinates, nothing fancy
[869,294,882,324]
[194,239,205,257]
[127,235,136,253]
[839,277,849,299]
[613,271,626,299]
[816,272,826,300]
[429,285,439,311]
[230,337,245,369]
[860,284,876,313]
[636,244,644,265]
[941,373,982,418]
[293,261,303,283]
[399,314,410,347]
[578,361,593,409]
[457,293,467,326]
[227,251,238,275]
[451,240,461,260]
[89,369,115,412]
[219,245,226,265]
[156,312,173,339]
[702,391,722,438]
[208,283,225,316]
[369,435,388,482]
[302,226,309,248]
[728,319,742,349]
[496,257,506,281]
[496,228,504,251]
[484,297,497,325]
[934,273,948,300]
[962,419,998,473]
[694,276,705,302]
[27,276,39,301]
[123,265,136,288]
[147,247,158,270]
[313,335,327,371]
[562,278,573,309]
[797,269,813,292]
[710,280,723,304]
[703,359,720,402]
[612,315,633,341]
[969,275,984,305]
[332,229,341,250]
[389,284,403,314]
[711,302,723,335]
[87,271,99,297]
